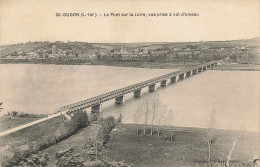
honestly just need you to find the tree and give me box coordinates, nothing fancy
[143,99,149,136]
[161,105,168,140]
[155,106,163,136]
[134,103,142,135]
[70,110,89,130]
[11,50,18,56]
[226,138,237,167]
[203,109,217,167]
[118,113,122,123]
[167,109,174,142]
[97,116,116,145]
[21,51,26,56]
[150,95,160,136]
[0,102,3,112]
[134,97,154,136]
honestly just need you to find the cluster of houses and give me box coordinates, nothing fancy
[0,43,258,63]
[1,45,96,60]
[97,44,257,62]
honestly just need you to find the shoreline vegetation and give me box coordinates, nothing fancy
[102,124,260,167]
[0,110,125,167]
[0,112,47,132]
[0,110,259,167]
[1,58,259,71]
[0,110,90,167]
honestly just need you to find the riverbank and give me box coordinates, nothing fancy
[102,124,260,167]
[0,58,91,65]
[0,58,202,68]
[1,58,260,70]
[0,110,90,167]
[3,122,258,167]
[90,60,202,69]
[37,123,101,167]
[0,116,65,165]
[212,63,260,71]
[0,117,43,132]
[0,112,47,132]
[0,115,127,167]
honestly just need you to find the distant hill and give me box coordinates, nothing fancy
[0,42,49,55]
[240,37,260,43]
[0,41,108,55]
[1,38,259,56]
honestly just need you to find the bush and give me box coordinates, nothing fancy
[103,116,116,131]
[56,149,84,167]
[19,152,49,167]
[97,116,117,145]
[118,114,122,123]
[1,110,90,167]
[90,113,98,122]
[70,110,89,129]
[84,158,133,167]
[4,111,47,118]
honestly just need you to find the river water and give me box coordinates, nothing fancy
[0,64,259,132]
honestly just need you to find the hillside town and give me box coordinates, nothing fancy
[96,43,258,63]
[0,40,259,64]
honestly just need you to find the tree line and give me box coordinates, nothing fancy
[133,95,175,141]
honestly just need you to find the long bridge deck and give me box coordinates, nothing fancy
[60,61,218,113]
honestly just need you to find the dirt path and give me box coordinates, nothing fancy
[0,112,67,137]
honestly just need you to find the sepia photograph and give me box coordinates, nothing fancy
[0,0,259,166]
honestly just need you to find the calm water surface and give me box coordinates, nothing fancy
[0,64,174,115]
[0,64,259,132]
[102,70,259,132]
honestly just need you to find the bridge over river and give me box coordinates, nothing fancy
[0,61,218,137]
[60,61,218,114]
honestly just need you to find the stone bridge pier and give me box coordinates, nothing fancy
[149,84,156,92]
[91,104,102,114]
[115,96,125,104]
[179,73,186,80]
[134,89,142,98]
[186,71,192,77]
[160,80,167,87]
[170,76,177,83]
[192,69,198,74]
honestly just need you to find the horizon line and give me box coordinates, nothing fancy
[1,37,259,47]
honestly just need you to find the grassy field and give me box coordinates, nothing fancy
[0,116,65,148]
[1,121,259,166]
[0,116,66,165]
[0,117,43,132]
[101,124,260,167]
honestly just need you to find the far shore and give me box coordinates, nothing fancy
[212,63,260,71]
[1,58,260,71]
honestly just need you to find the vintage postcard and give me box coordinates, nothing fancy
[0,0,259,166]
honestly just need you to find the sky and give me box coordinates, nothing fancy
[0,0,259,45]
